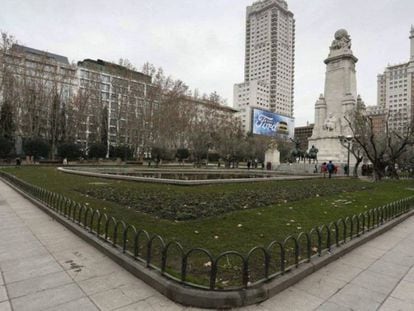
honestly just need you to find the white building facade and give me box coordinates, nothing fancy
[234,0,295,133]
[374,27,414,132]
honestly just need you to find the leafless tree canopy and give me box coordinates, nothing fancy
[345,107,414,181]
[0,32,282,163]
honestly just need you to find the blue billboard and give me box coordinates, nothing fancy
[252,108,294,138]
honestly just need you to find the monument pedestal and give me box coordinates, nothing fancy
[265,148,280,170]
[308,136,351,164]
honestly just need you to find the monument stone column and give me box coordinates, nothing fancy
[308,29,361,164]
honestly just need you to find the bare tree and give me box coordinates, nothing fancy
[141,63,194,157]
[338,139,364,177]
[345,110,413,181]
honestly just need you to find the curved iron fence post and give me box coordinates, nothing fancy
[384,204,388,222]
[84,207,93,230]
[114,220,126,248]
[50,193,55,209]
[90,210,100,233]
[242,258,249,288]
[146,234,166,268]
[161,241,184,276]
[352,215,360,238]
[181,255,188,283]
[67,200,75,220]
[56,194,62,213]
[345,217,353,240]
[328,222,339,247]
[181,248,214,287]
[267,240,285,274]
[78,204,85,225]
[309,227,322,256]
[104,216,117,244]
[122,224,137,254]
[297,232,311,262]
[53,193,58,209]
[283,236,300,267]
[319,225,331,252]
[97,213,108,237]
[367,209,373,230]
[361,213,367,235]
[336,218,347,245]
[214,251,247,288]
[210,260,218,290]
[133,230,150,259]
[247,246,270,280]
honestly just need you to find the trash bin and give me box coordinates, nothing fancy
[266,162,272,170]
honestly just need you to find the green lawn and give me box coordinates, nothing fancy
[3,166,414,256]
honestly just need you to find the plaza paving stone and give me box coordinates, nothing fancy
[0,179,414,310]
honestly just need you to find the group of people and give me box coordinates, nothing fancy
[320,161,338,178]
[247,159,261,169]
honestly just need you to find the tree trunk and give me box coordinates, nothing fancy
[372,163,385,182]
[353,158,362,178]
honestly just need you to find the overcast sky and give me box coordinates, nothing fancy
[1,0,414,126]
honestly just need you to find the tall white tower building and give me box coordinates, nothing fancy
[233,0,295,133]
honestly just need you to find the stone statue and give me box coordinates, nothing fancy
[308,145,318,162]
[290,138,304,162]
[330,29,351,51]
[290,137,301,150]
[323,113,338,131]
[268,139,278,150]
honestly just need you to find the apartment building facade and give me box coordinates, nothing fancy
[76,59,155,155]
[1,44,239,158]
[0,44,77,153]
[373,27,414,132]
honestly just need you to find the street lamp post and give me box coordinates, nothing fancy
[345,135,353,177]
[339,135,353,177]
[346,139,351,177]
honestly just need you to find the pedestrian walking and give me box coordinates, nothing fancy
[321,162,327,178]
[327,160,335,179]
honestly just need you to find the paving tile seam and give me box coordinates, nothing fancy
[69,266,115,283]
[382,295,414,308]
[0,181,101,311]
[0,269,14,311]
[310,219,414,311]
[8,274,74,300]
[5,271,72,294]
[41,296,98,311]
[376,263,414,310]
[111,294,157,311]
[20,227,101,310]
[0,203,27,311]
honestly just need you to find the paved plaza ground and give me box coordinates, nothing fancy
[0,179,414,311]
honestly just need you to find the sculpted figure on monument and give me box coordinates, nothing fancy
[330,29,351,50]
[323,113,339,132]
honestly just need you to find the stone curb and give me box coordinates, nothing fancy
[1,176,412,309]
[57,166,321,186]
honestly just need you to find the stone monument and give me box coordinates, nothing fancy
[264,140,280,169]
[308,29,362,163]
